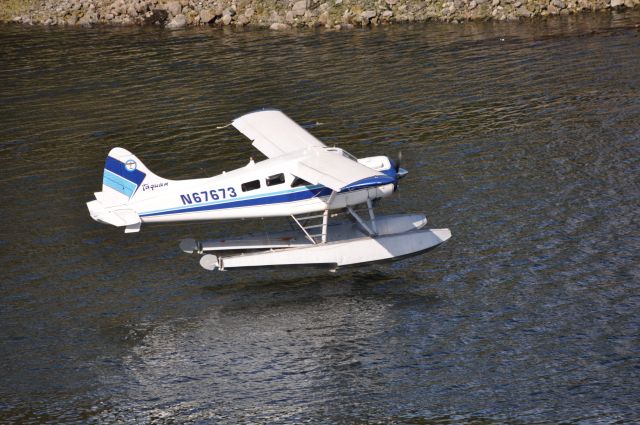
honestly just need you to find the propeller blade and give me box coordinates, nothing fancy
[395,151,402,173]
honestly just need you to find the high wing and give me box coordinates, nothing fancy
[293,148,394,192]
[232,109,326,158]
[232,109,394,192]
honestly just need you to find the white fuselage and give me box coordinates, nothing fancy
[127,154,395,224]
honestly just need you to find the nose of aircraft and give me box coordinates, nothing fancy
[389,154,408,191]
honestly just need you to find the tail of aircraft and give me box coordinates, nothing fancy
[87,147,170,233]
[101,147,168,204]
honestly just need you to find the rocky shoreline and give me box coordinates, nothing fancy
[3,0,639,29]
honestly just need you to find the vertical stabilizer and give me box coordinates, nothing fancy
[88,147,169,233]
[102,147,159,205]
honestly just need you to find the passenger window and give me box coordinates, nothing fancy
[266,173,285,187]
[241,180,261,192]
[292,177,311,187]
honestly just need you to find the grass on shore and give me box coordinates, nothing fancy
[0,0,35,20]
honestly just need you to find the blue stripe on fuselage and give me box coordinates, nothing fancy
[341,175,395,191]
[139,186,333,217]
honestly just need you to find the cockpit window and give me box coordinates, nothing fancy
[241,180,261,192]
[292,177,311,187]
[266,173,285,187]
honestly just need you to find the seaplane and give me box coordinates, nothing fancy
[87,109,451,271]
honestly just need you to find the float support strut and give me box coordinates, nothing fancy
[348,206,377,237]
[321,209,329,243]
[366,199,378,235]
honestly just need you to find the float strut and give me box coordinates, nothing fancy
[347,206,377,237]
[366,199,378,235]
[321,208,329,243]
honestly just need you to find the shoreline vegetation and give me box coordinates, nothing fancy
[1,0,638,29]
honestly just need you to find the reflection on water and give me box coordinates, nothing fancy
[1,10,640,423]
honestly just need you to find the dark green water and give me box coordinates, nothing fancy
[1,11,640,423]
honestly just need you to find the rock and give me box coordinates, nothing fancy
[385,0,397,4]
[244,7,254,17]
[65,13,79,24]
[361,9,377,19]
[286,10,295,22]
[144,8,168,24]
[236,14,249,25]
[166,13,186,27]
[78,11,97,25]
[516,5,532,15]
[269,10,282,22]
[317,10,328,23]
[165,0,181,16]
[269,22,289,30]
[469,0,477,9]
[552,0,565,8]
[492,0,500,6]
[199,8,215,23]
[221,13,231,24]
[381,9,393,17]
[610,0,624,6]
[547,2,559,12]
[292,0,307,16]
[341,9,352,22]
[127,5,137,17]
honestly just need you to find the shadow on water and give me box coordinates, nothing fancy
[1,9,640,423]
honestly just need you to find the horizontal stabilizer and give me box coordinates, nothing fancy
[87,200,141,232]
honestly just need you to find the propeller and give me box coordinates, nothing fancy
[395,151,403,174]
[393,151,404,192]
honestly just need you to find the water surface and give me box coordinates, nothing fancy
[1,11,640,423]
